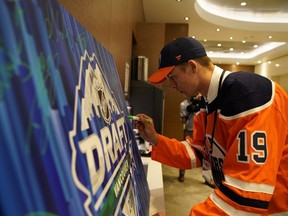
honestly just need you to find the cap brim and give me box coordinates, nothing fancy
[148,66,175,84]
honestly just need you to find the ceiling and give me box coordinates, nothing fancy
[142,0,288,76]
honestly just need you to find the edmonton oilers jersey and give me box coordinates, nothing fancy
[152,68,288,215]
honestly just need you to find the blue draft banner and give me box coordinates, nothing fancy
[0,1,149,216]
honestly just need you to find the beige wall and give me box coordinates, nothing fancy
[255,55,288,93]
[132,23,166,79]
[219,64,255,73]
[59,0,144,91]
[271,74,288,92]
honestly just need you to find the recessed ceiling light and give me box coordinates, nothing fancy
[236,62,240,65]
[192,36,196,38]
[176,0,182,2]
[230,37,233,40]
[217,43,221,47]
[216,28,220,32]
[275,64,280,67]
[258,60,262,64]
[240,2,247,6]
[229,48,234,51]
[268,61,271,64]
[242,40,246,43]
[269,36,273,39]
[184,17,189,20]
[204,39,207,42]
[254,45,258,48]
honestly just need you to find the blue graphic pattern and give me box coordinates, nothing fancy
[0,1,149,215]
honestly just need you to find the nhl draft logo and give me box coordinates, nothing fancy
[69,50,135,216]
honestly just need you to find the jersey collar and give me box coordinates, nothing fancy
[206,65,230,104]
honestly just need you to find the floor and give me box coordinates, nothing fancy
[162,165,214,216]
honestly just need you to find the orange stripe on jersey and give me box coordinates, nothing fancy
[151,135,202,169]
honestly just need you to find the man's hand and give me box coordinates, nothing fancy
[135,114,158,146]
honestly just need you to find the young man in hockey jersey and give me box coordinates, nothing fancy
[135,37,288,215]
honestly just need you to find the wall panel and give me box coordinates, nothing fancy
[59,0,144,90]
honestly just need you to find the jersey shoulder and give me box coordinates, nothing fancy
[220,72,273,117]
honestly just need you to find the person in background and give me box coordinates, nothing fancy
[178,93,202,182]
[136,37,288,215]
[179,93,215,186]
[178,98,194,182]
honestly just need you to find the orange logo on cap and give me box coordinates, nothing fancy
[175,55,182,61]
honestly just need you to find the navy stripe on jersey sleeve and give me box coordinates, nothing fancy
[219,184,269,210]
[220,72,272,117]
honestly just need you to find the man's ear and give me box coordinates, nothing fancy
[187,60,197,72]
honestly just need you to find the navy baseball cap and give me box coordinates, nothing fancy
[148,37,207,84]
